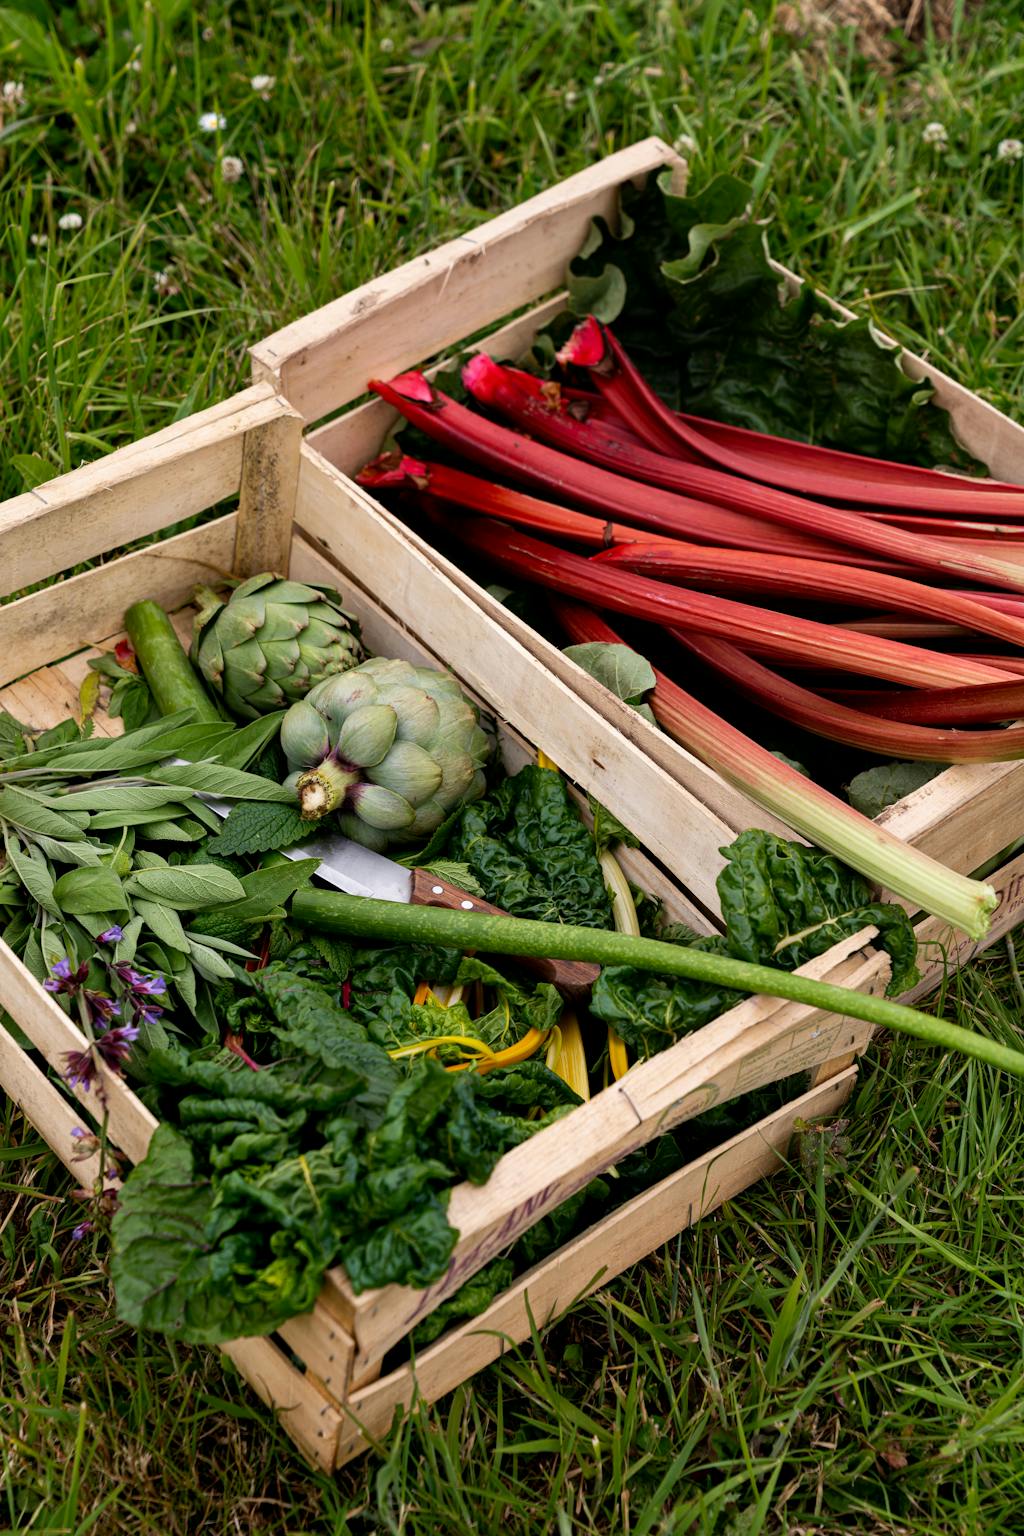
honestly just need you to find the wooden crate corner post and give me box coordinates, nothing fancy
[233,395,304,578]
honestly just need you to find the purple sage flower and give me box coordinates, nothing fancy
[44,957,89,996]
[84,991,120,1026]
[97,925,123,945]
[114,964,167,997]
[71,1220,94,1241]
[94,1023,140,1070]
[133,1003,164,1027]
[64,1049,97,1092]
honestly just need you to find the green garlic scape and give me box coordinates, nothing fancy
[281,657,492,850]
[191,574,364,719]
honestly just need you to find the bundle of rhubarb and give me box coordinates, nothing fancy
[358,319,1024,940]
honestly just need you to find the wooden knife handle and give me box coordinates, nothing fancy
[409,868,600,1000]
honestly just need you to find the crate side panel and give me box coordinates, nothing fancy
[335,1066,855,1465]
[0,517,238,688]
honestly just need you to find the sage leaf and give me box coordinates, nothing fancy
[186,940,236,982]
[126,865,247,911]
[3,832,59,916]
[146,763,294,802]
[132,899,191,954]
[0,787,87,841]
[53,866,129,916]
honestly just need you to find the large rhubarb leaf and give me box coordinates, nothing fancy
[562,171,982,471]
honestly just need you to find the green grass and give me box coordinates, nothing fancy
[3,0,1024,1530]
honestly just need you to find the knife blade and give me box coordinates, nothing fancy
[198,790,598,998]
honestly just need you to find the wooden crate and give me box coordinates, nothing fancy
[250,134,1024,896]
[0,335,1017,1476]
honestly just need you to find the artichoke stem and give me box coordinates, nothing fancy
[295,758,360,820]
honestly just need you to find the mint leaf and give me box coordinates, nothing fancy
[206,801,310,857]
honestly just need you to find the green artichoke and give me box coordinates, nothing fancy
[281,657,492,850]
[191,574,364,719]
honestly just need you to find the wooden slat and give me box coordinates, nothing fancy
[334,1066,856,1465]
[276,1304,356,1404]
[0,1024,105,1189]
[233,408,304,578]
[250,138,682,422]
[294,449,749,911]
[220,1335,342,1472]
[0,384,286,596]
[326,929,884,1370]
[0,941,158,1165]
[0,517,238,689]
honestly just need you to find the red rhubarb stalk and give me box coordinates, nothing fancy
[827,679,1024,726]
[504,362,1017,500]
[368,372,899,568]
[360,452,908,572]
[553,602,997,937]
[675,631,1024,761]
[448,514,1010,688]
[558,317,1024,516]
[594,542,1024,653]
[462,352,1024,594]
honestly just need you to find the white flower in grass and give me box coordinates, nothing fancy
[58,212,83,231]
[153,269,179,298]
[564,90,578,107]
[1,80,26,109]
[30,233,48,247]
[379,36,394,53]
[198,110,226,132]
[250,73,275,98]
[128,58,141,73]
[673,132,698,155]
[220,154,244,183]
[921,121,948,149]
[997,138,1024,162]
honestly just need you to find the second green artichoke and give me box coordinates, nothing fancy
[191,573,364,719]
[281,657,492,849]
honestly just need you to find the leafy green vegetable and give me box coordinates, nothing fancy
[564,641,658,726]
[591,830,918,1059]
[846,761,945,818]
[716,830,919,990]
[205,800,311,856]
[445,765,613,927]
[561,171,980,470]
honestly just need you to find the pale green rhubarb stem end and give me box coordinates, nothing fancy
[296,758,360,820]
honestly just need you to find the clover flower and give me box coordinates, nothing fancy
[921,122,948,150]
[58,212,84,232]
[997,138,1024,162]
[250,73,275,98]
[1,81,26,109]
[153,269,179,298]
[673,132,698,155]
[220,154,244,183]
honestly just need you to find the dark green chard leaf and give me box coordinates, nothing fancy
[410,1258,516,1347]
[717,830,919,993]
[563,170,980,471]
[446,765,612,927]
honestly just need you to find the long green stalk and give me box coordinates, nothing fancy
[291,890,1024,1079]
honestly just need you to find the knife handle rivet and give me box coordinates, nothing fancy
[431,884,444,896]
[460,899,475,910]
